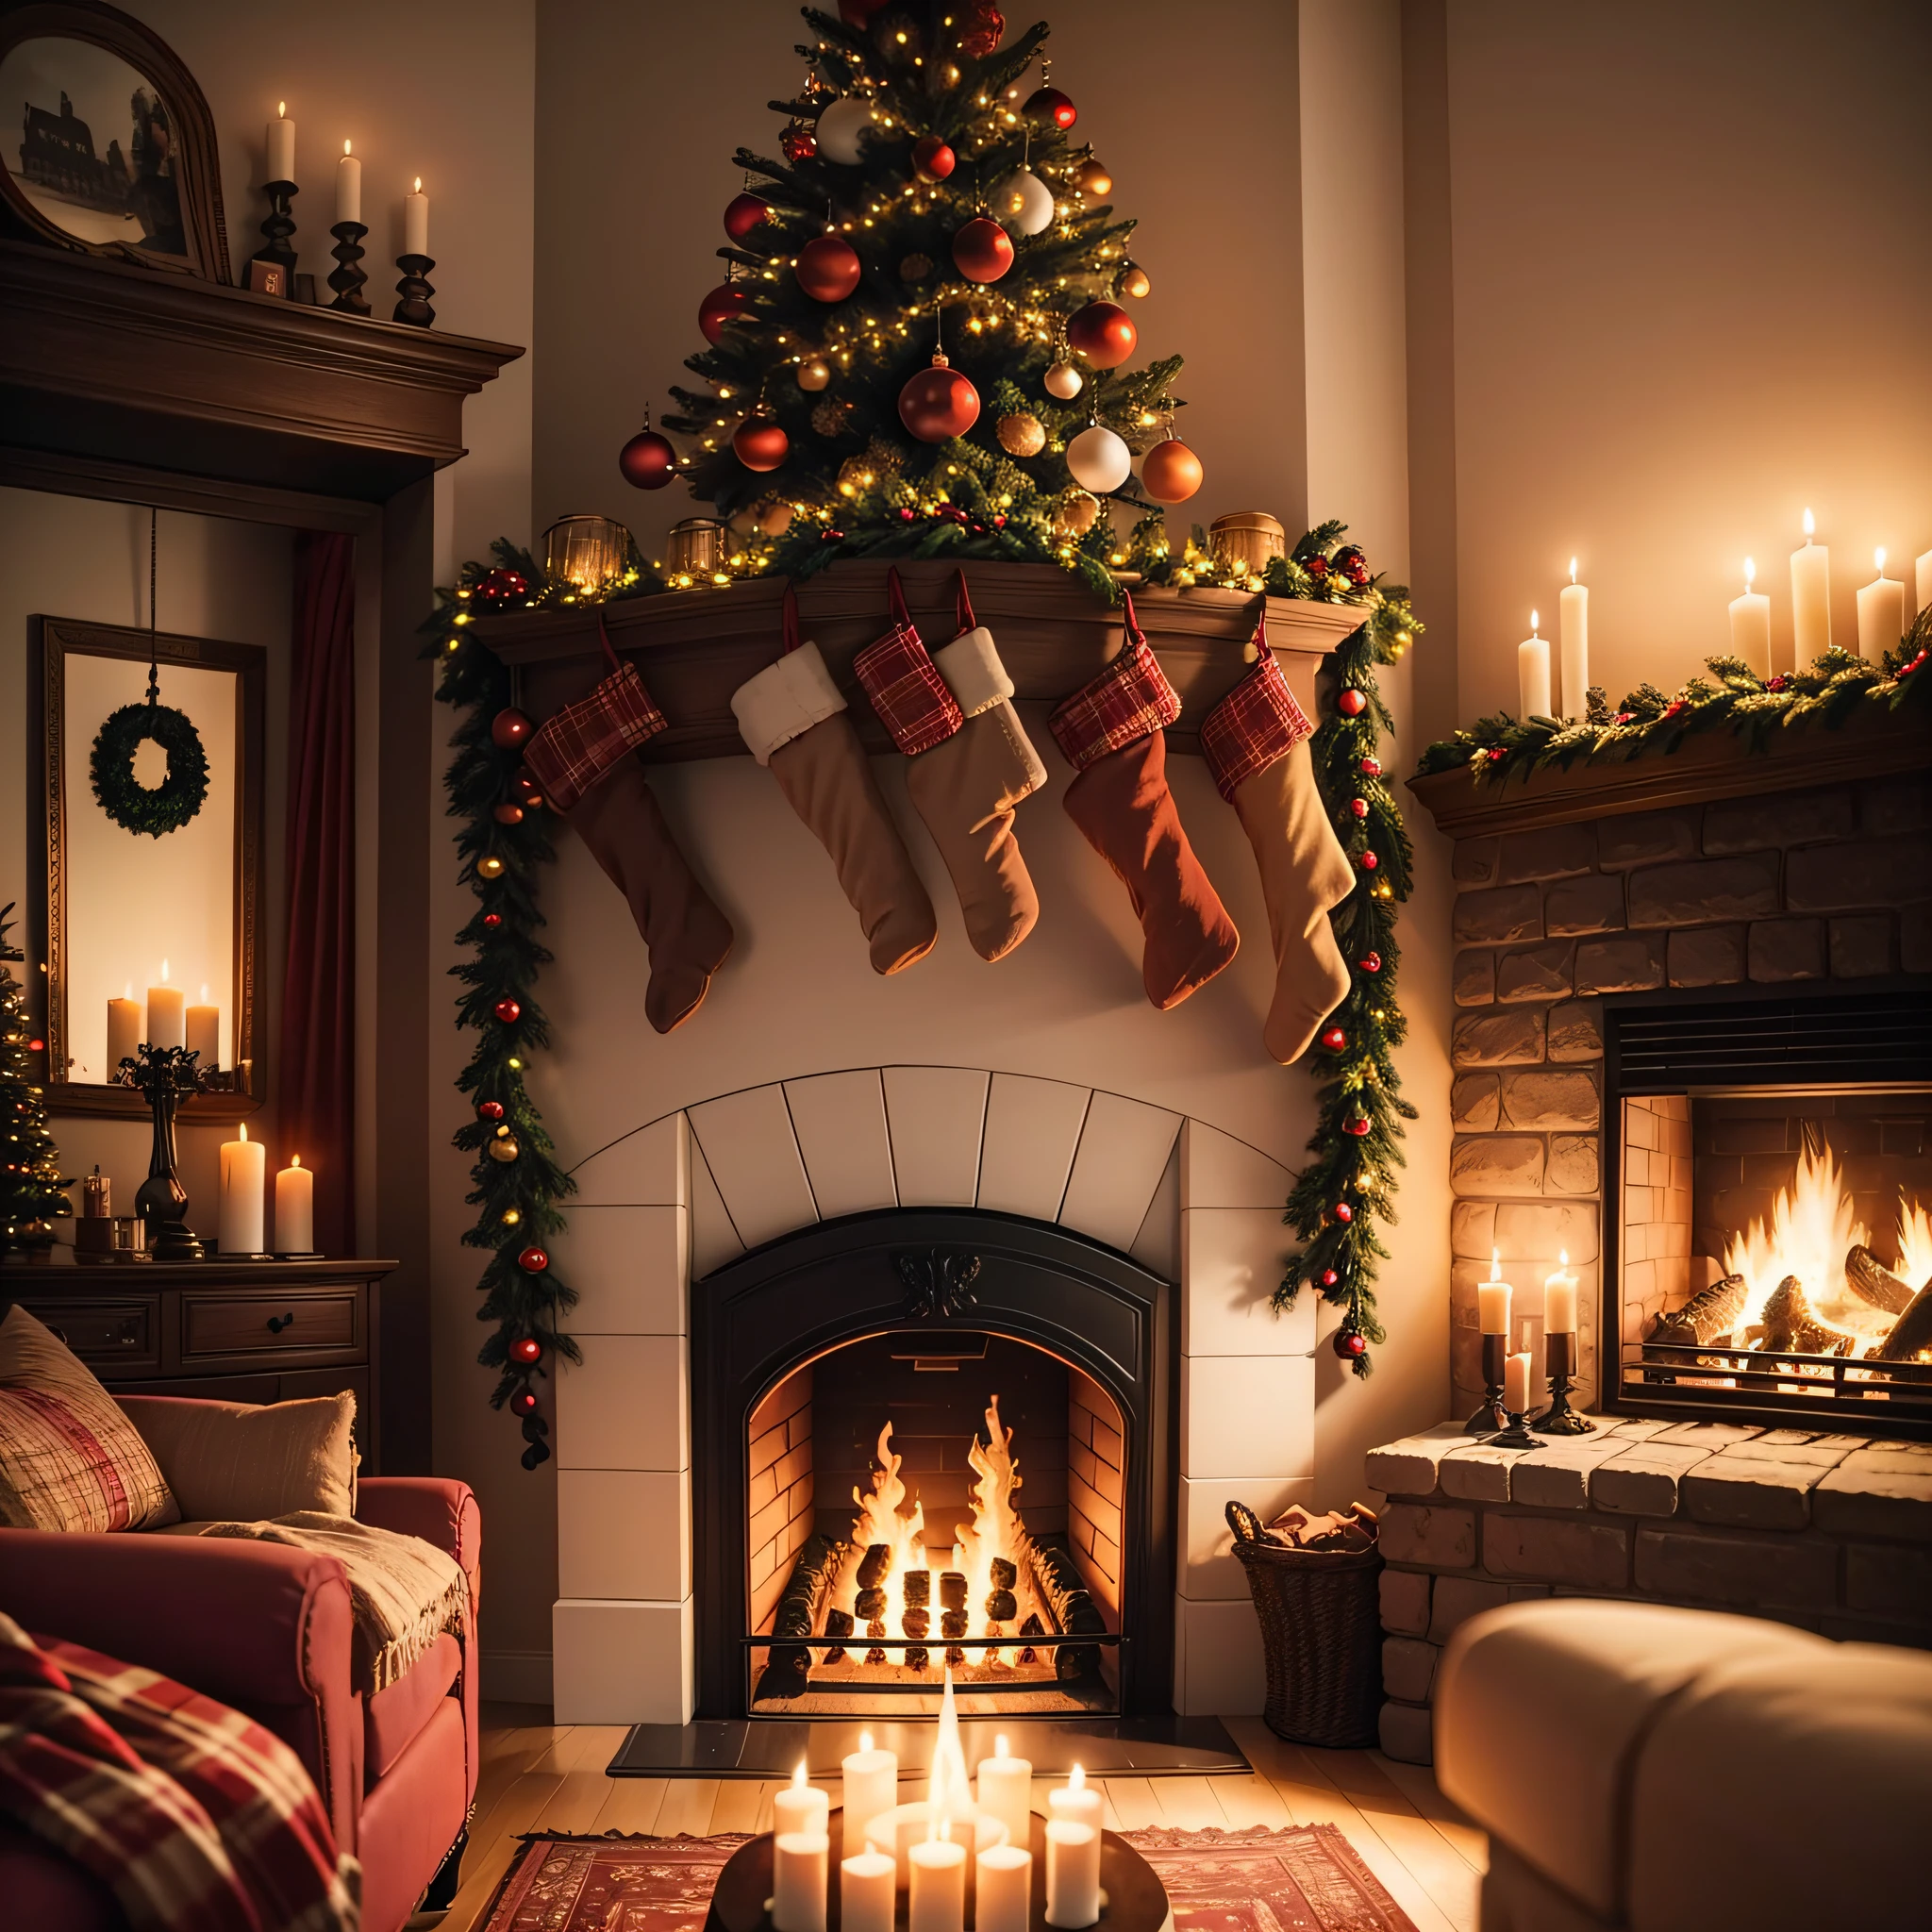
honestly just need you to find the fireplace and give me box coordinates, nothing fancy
[1603,983,1932,1434]
[690,1208,1176,1722]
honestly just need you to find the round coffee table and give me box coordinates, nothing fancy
[706,1807,1170,1932]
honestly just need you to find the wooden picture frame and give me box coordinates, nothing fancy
[31,614,264,1117]
[0,0,230,282]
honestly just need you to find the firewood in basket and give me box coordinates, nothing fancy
[1756,1275,1847,1356]
[857,1543,892,1590]
[985,1588,1018,1622]
[902,1568,931,1607]
[1847,1244,1916,1317]
[939,1571,969,1611]
[1875,1273,1932,1361]
[941,1608,969,1640]
[1650,1274,1748,1347]
[901,1607,930,1640]
[989,1557,1017,1591]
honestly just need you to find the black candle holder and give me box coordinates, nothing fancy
[1487,1408,1545,1451]
[1465,1330,1509,1433]
[117,1044,206,1262]
[1533,1330,1598,1436]
[249,179,299,287]
[327,221,370,313]
[393,253,435,327]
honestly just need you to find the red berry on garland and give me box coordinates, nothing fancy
[1332,1203,1355,1224]
[1321,1026,1346,1051]
[733,415,791,472]
[1334,544,1369,586]
[618,423,676,491]
[796,231,863,302]
[1360,850,1379,870]
[1337,689,1367,717]
[699,281,751,344]
[724,191,771,242]
[482,912,502,928]
[1321,1269,1340,1288]
[517,1245,549,1274]
[513,772,545,808]
[509,1336,542,1365]
[898,353,980,441]
[491,707,533,750]
[510,1387,540,1416]
[476,567,529,607]
[913,135,956,180]
[1357,951,1382,974]
[1360,756,1382,776]
[477,1100,505,1122]
[1025,83,1076,128]
[1350,797,1369,819]
[1066,300,1136,369]
[1333,1329,1369,1359]
[952,216,1014,283]
[1343,1116,1371,1138]
[492,997,522,1024]
[493,802,524,825]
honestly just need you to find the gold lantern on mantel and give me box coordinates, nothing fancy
[664,516,729,584]
[1208,510,1287,579]
[542,514,632,598]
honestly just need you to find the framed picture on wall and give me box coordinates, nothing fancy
[31,613,264,1116]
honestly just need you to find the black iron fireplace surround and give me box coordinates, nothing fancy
[690,1208,1177,1723]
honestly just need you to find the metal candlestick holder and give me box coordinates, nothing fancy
[1465,1330,1509,1434]
[1487,1409,1545,1450]
[393,253,435,327]
[327,220,370,312]
[1533,1329,1597,1435]
[249,179,299,286]
[117,1044,206,1262]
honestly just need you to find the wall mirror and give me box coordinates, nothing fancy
[0,1,230,280]
[33,614,263,1116]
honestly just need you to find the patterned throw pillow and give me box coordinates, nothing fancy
[0,1305,179,1531]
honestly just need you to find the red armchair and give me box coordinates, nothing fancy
[0,1472,481,1932]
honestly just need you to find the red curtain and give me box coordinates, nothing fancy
[280,532,357,1257]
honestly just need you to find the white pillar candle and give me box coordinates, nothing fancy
[908,1829,967,1932]
[187,985,220,1069]
[266,102,295,181]
[1516,609,1551,720]
[841,1851,897,1932]
[1916,546,1932,615]
[976,1843,1033,1932]
[772,1831,829,1932]
[1790,508,1831,663]
[145,962,185,1050]
[1857,549,1905,661]
[219,1123,267,1257]
[1478,1250,1512,1336]
[1504,1337,1533,1417]
[1044,1821,1101,1929]
[1728,558,1771,676]
[275,1156,314,1255]
[404,177,429,257]
[107,989,141,1075]
[774,1763,829,1840]
[1047,1764,1101,1833]
[1544,1251,1579,1335]
[336,140,361,224]
[975,1736,1033,1852]
[842,1734,897,1852]
[1558,562,1588,717]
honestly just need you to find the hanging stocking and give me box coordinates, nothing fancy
[1200,617,1354,1063]
[862,570,1047,963]
[526,617,734,1034]
[1050,591,1239,1009]
[732,583,937,975]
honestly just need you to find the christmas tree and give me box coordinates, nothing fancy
[652,3,1202,596]
[0,905,73,1251]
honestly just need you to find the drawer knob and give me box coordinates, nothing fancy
[265,1311,297,1334]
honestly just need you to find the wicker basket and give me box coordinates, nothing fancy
[1227,1500,1384,1748]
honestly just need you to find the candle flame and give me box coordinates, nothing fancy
[1560,1250,1569,1267]
[199,984,209,1002]
[996,1734,1008,1758]
[278,101,287,118]
[1803,507,1815,539]
[160,959,170,982]
[1490,1247,1502,1279]
[1069,1763,1086,1792]
[1875,546,1887,573]
[412,176,423,193]
[939,1818,953,1843]
[343,139,352,156]
[859,1731,872,1753]
[791,1762,807,1790]
[1529,608,1540,633]
[124,981,132,1000]
[1569,557,1577,582]
[291,1155,302,1169]
[1744,557,1756,588]
[239,1123,248,1141]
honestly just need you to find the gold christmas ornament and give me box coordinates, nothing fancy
[1052,490,1101,538]
[1073,155,1112,198]
[1117,260,1151,299]
[996,410,1046,457]
[475,856,506,880]
[486,1133,521,1164]
[796,357,832,391]
[1209,509,1287,577]
[1043,359,1083,400]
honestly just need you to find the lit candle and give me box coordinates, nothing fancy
[275,1156,314,1255]
[841,1851,897,1932]
[336,140,361,225]
[1505,1324,1533,1416]
[1728,558,1771,676]
[218,1122,267,1257]
[1044,1821,1101,1929]
[976,1843,1033,1932]
[107,985,141,1075]
[842,1733,897,1852]
[187,984,220,1069]
[1558,560,1588,718]
[1047,1763,1101,1834]
[1857,548,1905,661]
[1790,508,1831,664]
[908,1824,967,1932]
[974,1735,1033,1852]
[1478,1250,1511,1336]
[404,177,429,257]
[1544,1251,1579,1335]
[772,1831,829,1932]
[266,101,295,182]
[1917,546,1932,616]
[1517,609,1551,720]
[774,1762,829,1840]
[145,961,184,1050]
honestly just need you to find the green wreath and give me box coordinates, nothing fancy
[90,703,209,838]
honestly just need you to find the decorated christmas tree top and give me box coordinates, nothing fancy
[0,905,72,1250]
[644,3,1204,594]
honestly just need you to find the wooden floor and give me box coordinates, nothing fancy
[432,1707,1485,1932]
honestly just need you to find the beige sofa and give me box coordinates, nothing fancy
[1434,1598,1932,1932]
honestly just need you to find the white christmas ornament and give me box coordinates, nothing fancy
[992,167,1055,236]
[1043,359,1082,400]
[814,95,874,165]
[1066,424,1131,493]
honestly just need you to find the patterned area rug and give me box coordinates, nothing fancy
[475,1825,1418,1932]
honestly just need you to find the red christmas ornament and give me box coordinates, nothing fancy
[1066,299,1136,369]
[780,122,817,162]
[796,232,863,302]
[913,135,956,180]
[699,281,751,344]
[733,416,791,472]
[1349,797,1370,818]
[1320,1269,1340,1288]
[509,1336,542,1365]
[1360,756,1382,776]
[517,1245,550,1274]
[952,217,1013,283]
[492,802,524,825]
[491,708,533,750]
[619,424,675,490]
[476,567,528,607]
[898,354,981,441]
[1334,543,1369,586]
[1321,1026,1346,1051]
[1332,1202,1355,1224]
[1305,554,1329,578]
[492,997,522,1024]
[1360,850,1379,870]
[1025,84,1076,128]
[1357,951,1382,974]
[1337,688,1367,717]
[724,191,771,242]
[477,1100,505,1123]
[1333,1329,1368,1359]
[1343,1116,1371,1138]
[1140,438,1203,504]
[509,1388,539,1416]
[956,0,1004,56]
[482,912,502,928]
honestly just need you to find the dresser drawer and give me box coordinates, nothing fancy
[182,1291,360,1358]
[11,1297,158,1368]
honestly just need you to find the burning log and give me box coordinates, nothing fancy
[1847,1245,1916,1317]
[823,1606,854,1665]
[985,1589,1018,1622]
[901,1607,930,1640]
[856,1587,889,1621]
[902,1569,930,1607]
[1876,1274,1932,1362]
[756,1533,844,1701]
[1752,1276,1850,1357]
[1028,1540,1107,1683]
[939,1572,969,1612]
[1650,1274,1748,1347]
[857,1544,892,1591]
[905,1646,929,1671]
[940,1608,969,1640]
[989,1557,1017,1591]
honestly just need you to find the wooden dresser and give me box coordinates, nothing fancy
[0,1258,394,1473]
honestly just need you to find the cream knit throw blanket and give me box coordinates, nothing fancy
[201,1513,468,1694]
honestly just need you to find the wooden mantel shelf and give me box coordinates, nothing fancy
[1407,710,1931,839]
[476,559,1368,761]
[0,241,524,500]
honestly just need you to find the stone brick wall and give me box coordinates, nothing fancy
[1365,1421,1932,1764]
[1447,773,1932,1419]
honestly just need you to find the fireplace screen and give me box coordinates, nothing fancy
[1607,988,1932,1434]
